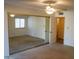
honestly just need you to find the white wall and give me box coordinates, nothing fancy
[8,16,46,40]
[27,16,45,39]
[4,10,9,56]
[64,10,74,47]
[55,10,74,47]
[8,16,28,37]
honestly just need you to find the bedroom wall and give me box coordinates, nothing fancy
[64,10,74,47]
[4,10,9,56]
[55,9,74,47]
[8,16,46,40]
[8,16,28,37]
[27,16,46,39]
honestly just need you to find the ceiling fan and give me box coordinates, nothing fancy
[42,0,65,15]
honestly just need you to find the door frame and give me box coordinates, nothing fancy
[56,16,65,44]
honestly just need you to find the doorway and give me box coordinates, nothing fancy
[56,17,64,44]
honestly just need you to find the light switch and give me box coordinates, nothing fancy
[67,27,69,29]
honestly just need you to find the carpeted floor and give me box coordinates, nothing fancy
[7,44,74,59]
[9,35,48,55]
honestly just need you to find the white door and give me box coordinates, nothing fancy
[49,15,57,44]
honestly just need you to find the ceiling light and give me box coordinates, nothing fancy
[45,5,55,15]
[43,0,56,15]
[10,14,15,17]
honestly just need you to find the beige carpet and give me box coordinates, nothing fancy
[9,35,48,55]
[8,44,74,59]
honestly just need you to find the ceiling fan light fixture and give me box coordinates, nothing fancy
[45,5,55,15]
[43,0,56,15]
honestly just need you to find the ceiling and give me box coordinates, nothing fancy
[5,0,74,16]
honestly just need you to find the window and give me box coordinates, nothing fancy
[15,18,25,28]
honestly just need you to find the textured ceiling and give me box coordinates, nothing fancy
[5,0,74,16]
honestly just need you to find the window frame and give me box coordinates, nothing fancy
[14,17,25,29]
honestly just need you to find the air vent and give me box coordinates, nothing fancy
[59,12,63,15]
